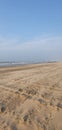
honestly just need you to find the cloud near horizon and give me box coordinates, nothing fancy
[0,35,62,62]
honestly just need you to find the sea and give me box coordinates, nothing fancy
[0,62,26,67]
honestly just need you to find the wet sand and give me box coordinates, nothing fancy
[0,62,62,130]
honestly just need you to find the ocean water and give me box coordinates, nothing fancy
[0,62,25,67]
[0,61,48,67]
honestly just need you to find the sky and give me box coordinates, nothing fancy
[0,0,62,62]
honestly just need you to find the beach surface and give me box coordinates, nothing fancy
[0,62,62,130]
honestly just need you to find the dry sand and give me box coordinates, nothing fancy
[0,62,62,130]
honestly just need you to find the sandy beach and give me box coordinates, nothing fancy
[0,62,62,130]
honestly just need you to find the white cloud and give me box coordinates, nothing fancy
[0,35,62,62]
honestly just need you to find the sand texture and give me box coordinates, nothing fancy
[0,62,62,130]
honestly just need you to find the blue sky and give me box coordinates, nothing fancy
[0,0,62,62]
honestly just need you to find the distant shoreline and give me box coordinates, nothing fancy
[0,61,57,68]
[0,62,26,68]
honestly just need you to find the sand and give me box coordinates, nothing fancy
[0,62,62,130]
